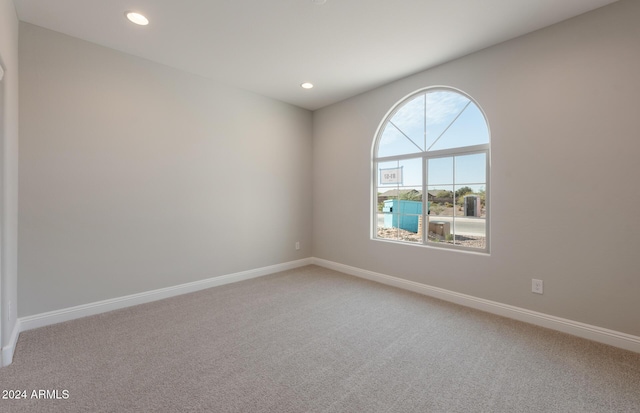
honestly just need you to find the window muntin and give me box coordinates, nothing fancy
[373,87,490,252]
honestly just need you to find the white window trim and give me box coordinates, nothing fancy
[371,87,491,254]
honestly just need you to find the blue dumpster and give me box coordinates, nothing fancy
[382,200,423,233]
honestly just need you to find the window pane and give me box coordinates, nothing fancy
[388,94,425,151]
[398,188,423,243]
[398,158,422,187]
[376,158,423,244]
[429,103,489,151]
[427,185,453,244]
[428,156,453,186]
[377,198,423,243]
[377,123,422,158]
[454,184,486,249]
[455,153,486,185]
[379,194,396,228]
[428,210,488,248]
[425,91,471,151]
[427,185,453,217]
[453,219,486,250]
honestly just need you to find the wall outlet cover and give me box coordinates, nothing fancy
[532,279,544,294]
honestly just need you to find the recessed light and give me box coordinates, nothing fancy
[311,0,327,5]
[125,11,149,26]
[301,82,314,89]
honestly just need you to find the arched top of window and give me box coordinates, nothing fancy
[375,88,489,159]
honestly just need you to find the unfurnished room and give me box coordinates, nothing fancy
[0,0,639,412]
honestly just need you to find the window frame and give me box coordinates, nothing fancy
[371,86,491,253]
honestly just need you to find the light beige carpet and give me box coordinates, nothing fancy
[1,265,639,412]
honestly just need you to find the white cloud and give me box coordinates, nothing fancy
[424,91,470,125]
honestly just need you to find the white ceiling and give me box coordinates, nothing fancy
[14,0,618,110]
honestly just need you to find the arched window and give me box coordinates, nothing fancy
[373,87,490,252]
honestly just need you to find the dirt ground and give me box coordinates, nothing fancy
[377,227,486,249]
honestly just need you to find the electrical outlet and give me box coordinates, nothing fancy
[295,241,300,250]
[532,279,544,294]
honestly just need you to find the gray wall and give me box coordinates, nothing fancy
[18,23,313,316]
[0,0,19,357]
[312,0,640,336]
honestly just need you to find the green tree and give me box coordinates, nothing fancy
[455,186,473,198]
[455,186,473,206]
[398,190,422,201]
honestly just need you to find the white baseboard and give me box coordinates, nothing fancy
[17,258,313,335]
[1,320,20,367]
[311,258,640,354]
